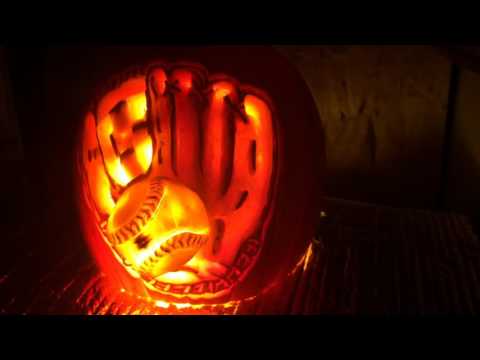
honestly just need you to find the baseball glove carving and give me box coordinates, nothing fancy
[79,62,276,301]
[78,48,323,305]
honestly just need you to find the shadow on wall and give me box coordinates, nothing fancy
[446,68,480,220]
[4,46,476,216]
[447,137,480,232]
[277,45,451,210]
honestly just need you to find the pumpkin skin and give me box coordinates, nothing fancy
[76,46,323,304]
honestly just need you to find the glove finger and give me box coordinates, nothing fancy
[96,76,151,187]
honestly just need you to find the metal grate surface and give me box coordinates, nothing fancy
[1,197,480,315]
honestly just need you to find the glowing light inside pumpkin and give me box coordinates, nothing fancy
[213,82,234,101]
[111,158,131,187]
[107,177,210,278]
[128,93,147,120]
[155,300,170,308]
[157,270,198,284]
[173,70,193,90]
[245,101,260,127]
[97,92,152,187]
[134,135,153,172]
[78,64,283,309]
[79,243,316,315]
[97,181,115,214]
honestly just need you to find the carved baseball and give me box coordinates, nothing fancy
[107,176,210,278]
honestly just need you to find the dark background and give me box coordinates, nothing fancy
[1,45,480,313]
[3,46,480,219]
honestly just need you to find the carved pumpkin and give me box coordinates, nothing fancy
[76,47,323,306]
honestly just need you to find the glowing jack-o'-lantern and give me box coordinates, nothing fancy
[76,47,323,307]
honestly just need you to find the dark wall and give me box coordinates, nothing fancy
[445,68,480,216]
[0,48,25,222]
[2,45,480,225]
[277,45,451,210]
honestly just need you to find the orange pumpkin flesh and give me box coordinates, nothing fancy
[77,48,323,311]
[107,177,210,279]
[79,63,277,303]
